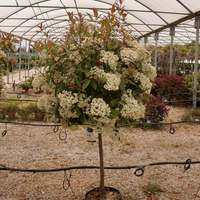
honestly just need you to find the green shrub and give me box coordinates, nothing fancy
[185,74,200,90]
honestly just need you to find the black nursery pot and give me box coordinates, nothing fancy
[85,186,122,200]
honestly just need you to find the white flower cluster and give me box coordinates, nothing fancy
[103,73,121,91]
[68,47,82,65]
[39,49,48,60]
[100,50,119,71]
[41,80,56,93]
[86,98,112,125]
[32,75,46,91]
[78,94,91,109]
[37,95,58,113]
[90,66,121,91]
[142,62,157,81]
[53,71,62,84]
[58,91,79,118]
[120,89,145,119]
[120,47,139,65]
[86,98,111,117]
[0,49,7,59]
[82,37,102,49]
[132,70,152,93]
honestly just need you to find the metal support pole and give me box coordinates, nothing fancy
[19,38,22,80]
[144,36,148,49]
[7,54,9,83]
[12,63,13,82]
[28,41,30,77]
[193,16,200,111]
[169,26,175,75]
[35,53,36,75]
[154,33,159,69]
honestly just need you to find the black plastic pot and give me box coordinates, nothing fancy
[85,186,122,200]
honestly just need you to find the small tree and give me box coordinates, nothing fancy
[0,33,19,99]
[32,1,157,198]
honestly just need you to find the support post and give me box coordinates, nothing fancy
[144,36,148,49]
[7,53,9,84]
[193,16,200,111]
[19,38,22,80]
[98,133,105,199]
[154,33,159,69]
[169,26,175,75]
[28,40,30,77]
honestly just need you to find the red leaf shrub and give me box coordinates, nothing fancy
[143,95,170,122]
[151,73,187,96]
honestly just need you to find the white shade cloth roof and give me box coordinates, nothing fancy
[0,0,200,45]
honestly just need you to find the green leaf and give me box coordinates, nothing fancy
[62,65,67,74]
[138,61,142,70]
[70,49,78,52]
[104,18,109,28]
[119,79,126,93]
[50,63,57,71]
[82,80,91,90]
[86,61,93,69]
[132,90,137,95]
[113,109,121,115]
[91,80,97,90]
[75,105,81,116]
[122,118,126,125]
[87,13,94,22]
[69,39,78,45]
[77,68,89,74]
[81,114,86,124]
[111,98,119,108]
[75,79,80,87]
[127,79,135,86]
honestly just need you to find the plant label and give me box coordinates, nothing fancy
[5,115,8,118]
[87,127,96,142]
[22,90,25,92]
[195,119,200,121]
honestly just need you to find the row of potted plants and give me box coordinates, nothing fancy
[0,102,45,121]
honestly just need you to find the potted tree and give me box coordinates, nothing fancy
[26,102,45,121]
[19,81,32,93]
[1,102,19,121]
[33,1,157,199]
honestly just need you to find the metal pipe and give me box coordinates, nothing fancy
[154,33,159,69]
[169,26,175,74]
[19,38,22,80]
[193,16,200,111]
[28,40,30,77]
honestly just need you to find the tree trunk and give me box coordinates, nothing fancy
[98,133,105,199]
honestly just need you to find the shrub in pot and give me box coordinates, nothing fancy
[143,95,170,123]
[1,102,19,120]
[19,81,32,93]
[26,102,45,121]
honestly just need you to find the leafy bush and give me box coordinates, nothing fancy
[185,74,200,90]
[1,102,19,113]
[143,95,170,122]
[151,73,187,96]
[18,81,32,89]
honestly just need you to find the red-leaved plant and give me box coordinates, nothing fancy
[151,73,187,96]
[143,95,170,122]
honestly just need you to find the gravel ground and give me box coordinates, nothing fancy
[1,105,200,200]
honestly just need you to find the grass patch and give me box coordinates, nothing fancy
[141,180,163,198]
